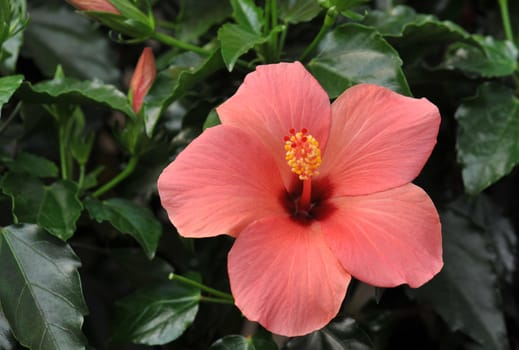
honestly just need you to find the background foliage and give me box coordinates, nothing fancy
[1,0,518,349]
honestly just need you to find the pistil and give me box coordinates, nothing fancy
[284,128,322,213]
[300,179,312,211]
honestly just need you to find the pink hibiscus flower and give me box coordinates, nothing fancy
[157,62,443,336]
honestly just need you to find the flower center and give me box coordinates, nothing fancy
[284,128,322,214]
[283,128,322,180]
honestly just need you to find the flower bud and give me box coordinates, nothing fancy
[66,0,120,15]
[129,47,156,114]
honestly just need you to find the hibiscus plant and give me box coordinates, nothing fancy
[0,0,518,349]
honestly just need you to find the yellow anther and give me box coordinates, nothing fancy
[284,128,322,180]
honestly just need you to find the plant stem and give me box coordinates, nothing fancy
[169,273,234,301]
[270,0,280,60]
[152,31,211,56]
[92,156,138,198]
[498,0,514,42]
[300,8,337,62]
[78,164,86,191]
[58,125,69,180]
[199,296,235,305]
[156,19,176,30]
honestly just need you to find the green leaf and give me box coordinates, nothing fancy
[143,50,224,136]
[444,36,518,77]
[285,318,373,350]
[1,172,44,223]
[84,197,162,259]
[0,224,88,350]
[218,23,268,71]
[231,0,264,34]
[0,75,23,113]
[107,0,151,26]
[23,5,119,82]
[362,5,469,41]
[112,280,200,345]
[455,82,519,195]
[279,0,322,24]
[38,180,83,241]
[1,174,83,240]
[0,305,17,350]
[413,199,509,350]
[111,248,174,287]
[5,152,58,178]
[469,196,517,285]
[177,0,232,42]
[308,23,410,98]
[203,109,221,129]
[0,0,27,73]
[209,334,278,350]
[21,77,135,118]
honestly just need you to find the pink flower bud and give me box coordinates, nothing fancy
[67,0,120,15]
[129,47,156,114]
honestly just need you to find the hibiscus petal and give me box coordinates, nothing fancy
[322,184,442,288]
[157,125,285,238]
[320,84,440,196]
[217,62,331,187]
[228,216,350,336]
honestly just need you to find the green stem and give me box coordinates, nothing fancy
[58,125,69,180]
[498,0,514,42]
[300,8,337,62]
[169,273,234,301]
[156,19,176,30]
[199,296,235,305]
[92,156,138,198]
[152,31,210,56]
[270,0,280,60]
[78,164,86,191]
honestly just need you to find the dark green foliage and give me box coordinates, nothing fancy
[0,0,518,349]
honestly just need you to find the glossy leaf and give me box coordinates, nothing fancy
[0,75,23,113]
[4,152,58,178]
[84,197,162,259]
[0,224,88,350]
[23,5,119,82]
[218,23,267,71]
[112,280,200,345]
[362,5,469,42]
[414,200,509,350]
[209,334,278,350]
[1,172,45,223]
[444,36,518,78]
[1,175,83,240]
[278,0,322,24]
[285,318,373,350]
[308,23,410,98]
[22,76,135,118]
[143,50,223,136]
[38,180,83,241]
[218,0,268,71]
[455,82,519,195]
[231,0,264,33]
